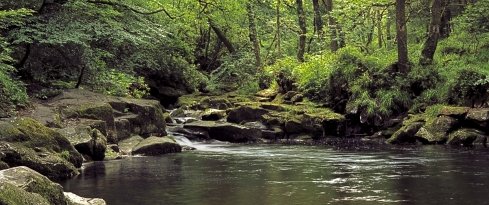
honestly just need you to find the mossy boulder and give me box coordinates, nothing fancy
[415,116,458,144]
[387,121,424,144]
[58,127,107,161]
[438,106,470,118]
[0,118,82,180]
[0,166,67,205]
[131,136,182,156]
[227,106,269,124]
[447,129,487,146]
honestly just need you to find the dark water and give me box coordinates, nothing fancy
[61,143,489,205]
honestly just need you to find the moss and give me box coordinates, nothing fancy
[0,183,50,205]
[0,122,25,142]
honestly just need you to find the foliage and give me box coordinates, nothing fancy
[208,52,261,94]
[91,69,150,98]
[0,9,32,106]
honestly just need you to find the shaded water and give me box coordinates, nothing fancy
[61,143,489,205]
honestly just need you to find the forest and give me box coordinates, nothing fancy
[1,0,489,204]
[1,0,488,121]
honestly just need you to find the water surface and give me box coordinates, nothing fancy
[62,143,489,205]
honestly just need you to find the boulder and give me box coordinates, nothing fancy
[255,89,278,98]
[387,122,424,144]
[285,120,303,134]
[199,98,233,110]
[0,166,66,205]
[132,136,182,156]
[184,121,261,143]
[262,127,285,140]
[416,116,458,144]
[108,98,167,138]
[57,127,107,161]
[64,192,106,205]
[118,135,144,155]
[227,106,269,124]
[466,108,489,129]
[0,118,82,180]
[447,129,487,146]
[201,109,227,121]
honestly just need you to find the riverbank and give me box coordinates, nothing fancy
[0,89,488,204]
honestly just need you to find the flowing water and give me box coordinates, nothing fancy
[61,141,489,205]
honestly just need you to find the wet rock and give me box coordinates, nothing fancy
[285,120,303,134]
[132,136,182,156]
[0,166,67,205]
[118,135,144,155]
[170,108,186,118]
[184,121,261,143]
[64,192,106,205]
[0,118,82,180]
[243,121,268,130]
[201,109,227,121]
[387,122,425,144]
[416,116,458,144]
[227,106,269,124]
[261,127,285,140]
[447,129,487,146]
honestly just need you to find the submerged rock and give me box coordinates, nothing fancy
[131,136,182,156]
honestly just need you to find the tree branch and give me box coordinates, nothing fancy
[86,0,176,19]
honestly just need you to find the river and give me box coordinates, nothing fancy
[61,141,489,205]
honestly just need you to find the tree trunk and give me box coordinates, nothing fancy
[276,0,282,57]
[386,8,393,48]
[312,0,324,38]
[419,0,448,65]
[209,19,236,54]
[246,1,261,68]
[296,0,307,62]
[377,10,384,48]
[323,0,339,51]
[396,0,409,73]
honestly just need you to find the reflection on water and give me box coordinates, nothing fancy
[61,143,489,205]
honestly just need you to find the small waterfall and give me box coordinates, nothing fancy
[172,134,194,147]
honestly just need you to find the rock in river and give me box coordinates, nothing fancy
[184,121,261,143]
[131,136,182,156]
